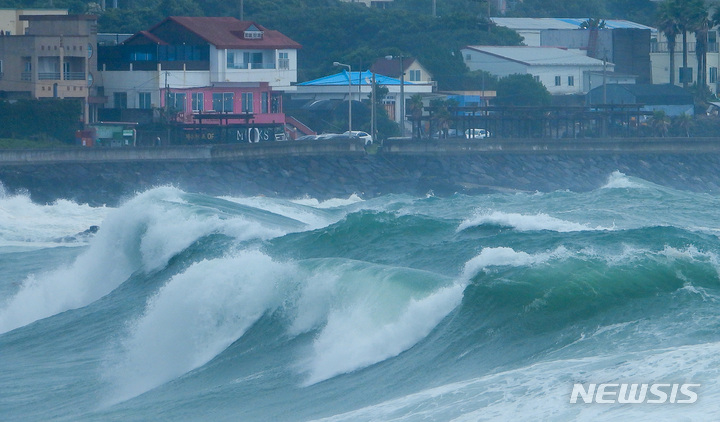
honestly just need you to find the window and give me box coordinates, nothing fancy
[138,92,151,109]
[244,24,264,39]
[554,76,561,86]
[409,69,421,81]
[167,93,186,112]
[465,54,471,61]
[0,59,3,79]
[114,92,127,109]
[711,67,718,84]
[568,76,574,86]
[533,75,540,83]
[242,92,253,113]
[278,52,289,70]
[192,92,204,111]
[213,92,234,112]
[261,92,269,113]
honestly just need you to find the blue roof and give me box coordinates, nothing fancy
[298,70,414,86]
[556,18,653,30]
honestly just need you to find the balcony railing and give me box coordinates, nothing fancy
[21,72,32,81]
[651,42,720,53]
[227,62,276,70]
[38,72,61,80]
[64,72,85,80]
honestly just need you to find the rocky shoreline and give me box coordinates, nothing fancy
[1,149,719,205]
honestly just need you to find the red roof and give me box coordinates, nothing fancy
[124,16,301,50]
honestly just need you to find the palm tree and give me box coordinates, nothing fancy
[651,110,670,137]
[656,0,680,85]
[675,0,708,88]
[695,14,709,89]
[673,113,693,137]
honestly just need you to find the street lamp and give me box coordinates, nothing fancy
[333,61,352,134]
[386,55,405,137]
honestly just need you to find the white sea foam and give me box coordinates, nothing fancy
[290,193,364,209]
[222,195,344,230]
[281,260,460,385]
[0,190,108,244]
[311,341,720,422]
[461,246,569,281]
[601,171,645,189]
[457,210,610,233]
[301,281,463,385]
[104,250,295,405]
[0,187,283,334]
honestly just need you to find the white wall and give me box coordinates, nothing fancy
[209,45,298,89]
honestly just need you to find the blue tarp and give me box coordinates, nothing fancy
[298,70,413,86]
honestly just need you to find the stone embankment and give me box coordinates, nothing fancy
[1,138,720,205]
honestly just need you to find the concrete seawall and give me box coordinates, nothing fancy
[1,138,720,205]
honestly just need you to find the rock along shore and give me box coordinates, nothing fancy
[1,138,719,205]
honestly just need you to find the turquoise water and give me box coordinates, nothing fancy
[1,172,719,421]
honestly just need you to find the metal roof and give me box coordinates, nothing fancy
[464,46,609,66]
[491,17,654,31]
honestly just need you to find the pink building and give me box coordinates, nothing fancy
[98,17,302,143]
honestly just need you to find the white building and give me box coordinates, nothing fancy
[462,45,614,95]
[98,16,301,111]
[650,30,720,93]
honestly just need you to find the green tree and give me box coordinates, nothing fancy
[494,74,551,107]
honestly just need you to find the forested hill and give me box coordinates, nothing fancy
[0,0,658,89]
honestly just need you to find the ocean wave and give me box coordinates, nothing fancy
[292,260,460,385]
[310,341,720,421]
[457,210,609,233]
[102,255,460,402]
[0,187,287,334]
[103,250,296,405]
[0,189,108,245]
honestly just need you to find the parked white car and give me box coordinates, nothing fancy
[343,131,374,145]
[465,128,490,139]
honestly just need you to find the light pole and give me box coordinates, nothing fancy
[333,61,352,134]
[386,55,405,137]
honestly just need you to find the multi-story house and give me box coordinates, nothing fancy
[651,29,720,93]
[0,14,99,124]
[97,16,301,143]
[0,8,68,35]
[462,46,614,96]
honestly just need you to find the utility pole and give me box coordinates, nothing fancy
[432,0,436,17]
[240,0,244,20]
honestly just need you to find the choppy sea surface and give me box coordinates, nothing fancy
[1,171,719,421]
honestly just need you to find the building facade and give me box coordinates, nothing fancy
[462,46,613,95]
[650,29,720,93]
[0,14,98,123]
[0,8,68,36]
[97,17,301,143]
